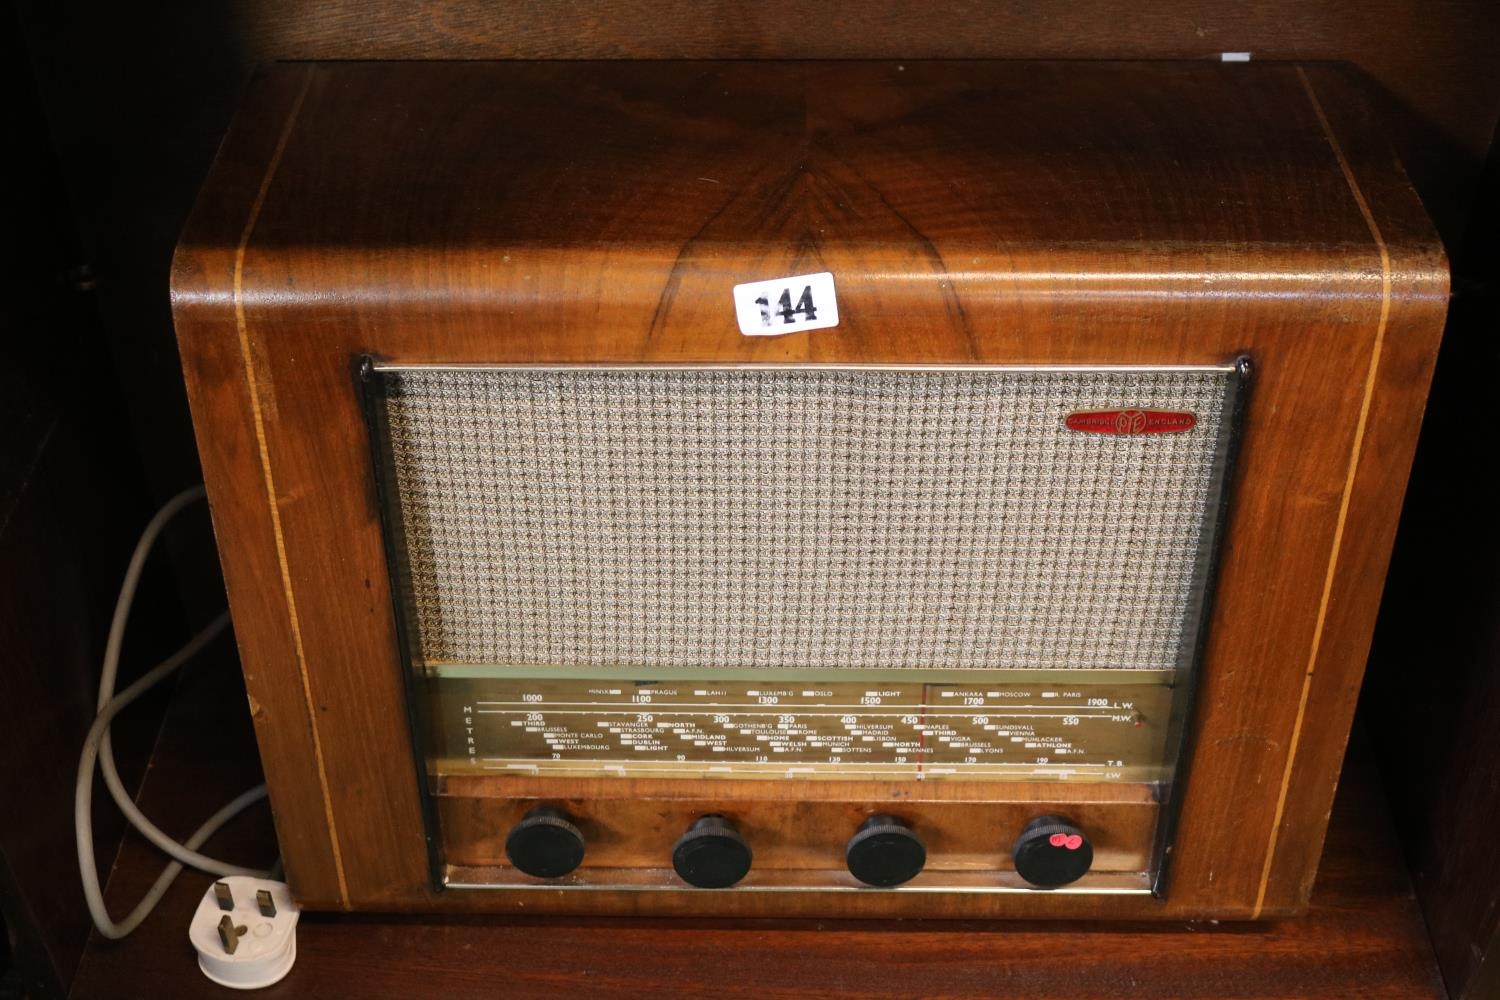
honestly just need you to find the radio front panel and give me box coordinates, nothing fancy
[365,363,1246,893]
[174,61,1448,918]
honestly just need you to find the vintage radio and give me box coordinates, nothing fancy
[172,61,1447,919]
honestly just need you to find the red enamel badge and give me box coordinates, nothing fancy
[1065,409,1197,435]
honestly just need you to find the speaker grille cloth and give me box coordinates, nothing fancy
[374,368,1232,671]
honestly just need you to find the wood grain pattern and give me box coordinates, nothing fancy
[173,65,349,905]
[172,61,1448,919]
[217,1,1500,240]
[69,655,1447,999]
[1246,66,1452,917]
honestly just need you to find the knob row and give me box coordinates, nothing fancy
[504,809,1092,889]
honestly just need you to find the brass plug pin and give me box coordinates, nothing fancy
[217,914,248,954]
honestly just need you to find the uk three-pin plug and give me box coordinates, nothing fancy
[188,876,300,989]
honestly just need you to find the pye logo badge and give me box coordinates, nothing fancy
[1064,409,1198,436]
[733,271,840,336]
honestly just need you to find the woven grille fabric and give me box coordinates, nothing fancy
[375,367,1232,671]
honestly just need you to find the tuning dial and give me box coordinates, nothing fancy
[672,815,752,888]
[504,806,586,878]
[846,814,927,887]
[1012,815,1093,888]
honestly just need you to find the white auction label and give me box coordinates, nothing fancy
[732,271,839,336]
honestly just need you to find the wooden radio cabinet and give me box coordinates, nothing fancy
[172,60,1447,919]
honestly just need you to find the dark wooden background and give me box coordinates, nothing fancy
[1363,118,1500,999]
[6,2,1500,996]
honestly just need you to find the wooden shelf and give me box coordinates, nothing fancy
[72,650,1446,998]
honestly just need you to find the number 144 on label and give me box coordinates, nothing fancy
[732,271,840,336]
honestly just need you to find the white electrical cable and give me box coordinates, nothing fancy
[91,486,266,875]
[75,484,273,939]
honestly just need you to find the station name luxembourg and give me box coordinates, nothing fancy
[1064,408,1197,436]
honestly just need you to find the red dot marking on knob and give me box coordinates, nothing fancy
[1048,833,1068,847]
[1064,834,1084,851]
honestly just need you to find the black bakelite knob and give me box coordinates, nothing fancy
[504,806,586,878]
[672,815,752,888]
[846,814,927,887]
[1012,814,1094,888]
